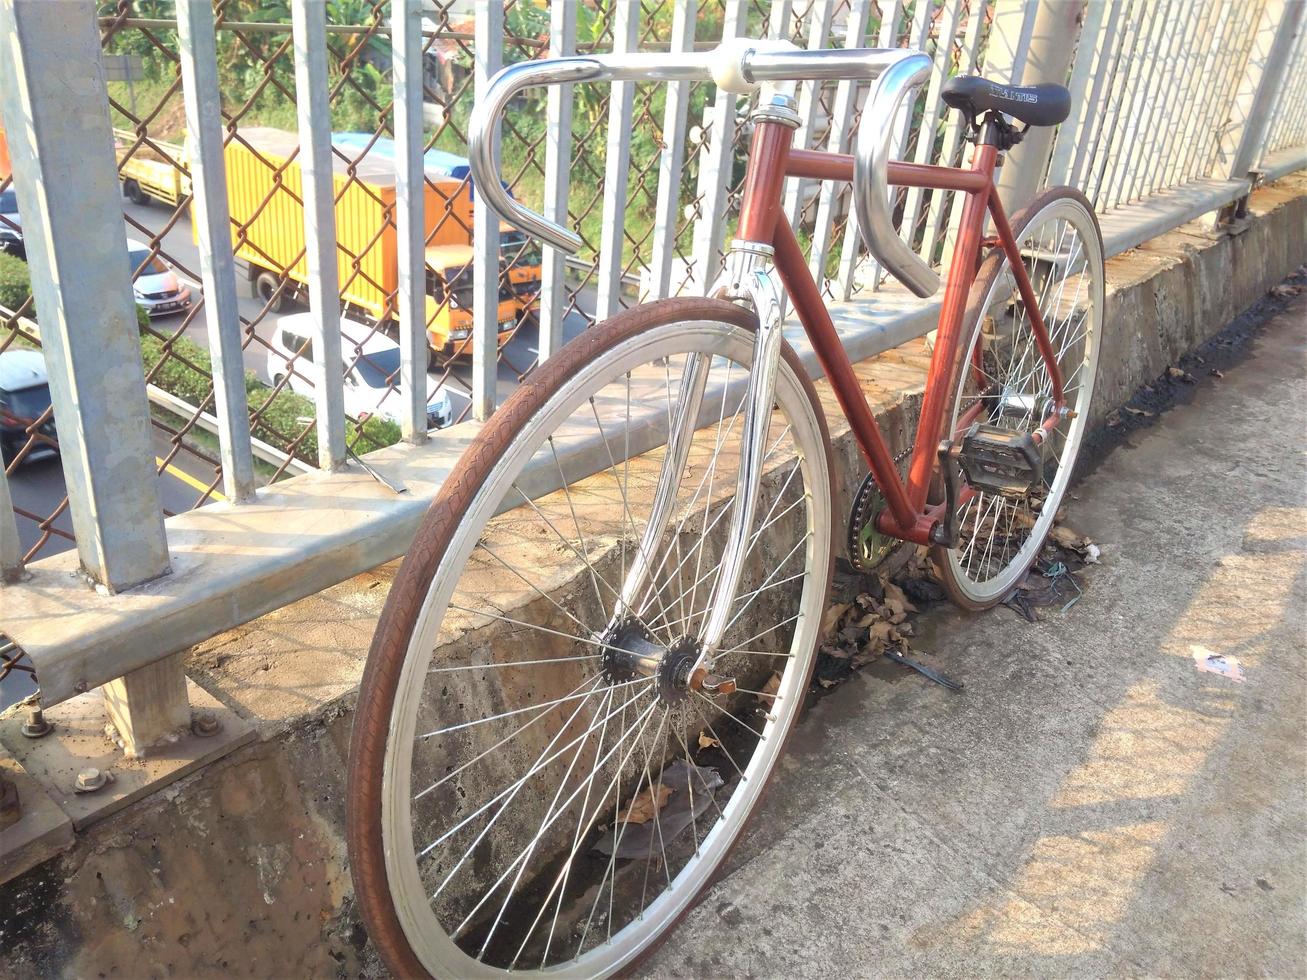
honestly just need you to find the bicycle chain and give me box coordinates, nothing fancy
[847,444,913,573]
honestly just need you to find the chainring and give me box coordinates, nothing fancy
[848,469,896,572]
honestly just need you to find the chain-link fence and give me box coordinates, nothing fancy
[1,0,996,570]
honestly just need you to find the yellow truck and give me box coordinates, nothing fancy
[221,128,536,360]
[114,129,190,207]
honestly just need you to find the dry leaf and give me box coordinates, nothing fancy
[1123,406,1153,417]
[618,783,672,825]
[1166,366,1196,383]
[1270,283,1302,298]
[1209,368,1224,379]
[697,731,720,750]
[761,672,782,697]
[822,602,851,637]
[1050,525,1087,550]
[817,677,839,689]
[882,580,918,614]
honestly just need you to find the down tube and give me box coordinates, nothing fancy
[771,222,916,532]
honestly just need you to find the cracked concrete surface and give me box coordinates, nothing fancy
[642,297,1307,978]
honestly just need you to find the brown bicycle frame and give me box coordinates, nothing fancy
[735,119,1066,547]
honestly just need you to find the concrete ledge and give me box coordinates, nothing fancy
[0,175,1303,974]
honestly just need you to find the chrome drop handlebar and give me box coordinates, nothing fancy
[468,40,940,299]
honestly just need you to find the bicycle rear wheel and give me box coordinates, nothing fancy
[348,297,834,977]
[935,187,1104,608]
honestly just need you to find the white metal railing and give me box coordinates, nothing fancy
[0,0,1303,726]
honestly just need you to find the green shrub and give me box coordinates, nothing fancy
[1,253,160,333]
[140,327,400,464]
[0,251,32,312]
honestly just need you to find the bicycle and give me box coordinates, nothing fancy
[347,39,1101,978]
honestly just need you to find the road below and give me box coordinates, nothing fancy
[644,295,1307,977]
[123,197,595,415]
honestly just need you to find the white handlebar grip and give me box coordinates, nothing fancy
[710,37,799,94]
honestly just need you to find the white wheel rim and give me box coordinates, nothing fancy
[379,319,832,977]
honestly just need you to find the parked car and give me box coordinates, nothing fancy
[127,238,192,317]
[0,188,22,258]
[0,349,57,466]
[267,313,454,430]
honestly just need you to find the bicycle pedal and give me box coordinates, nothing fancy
[957,422,1042,498]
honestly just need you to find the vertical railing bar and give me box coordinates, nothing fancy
[1122,0,1176,204]
[1204,4,1264,180]
[1155,0,1202,197]
[1226,0,1307,182]
[471,1,502,420]
[837,0,905,299]
[1186,0,1242,184]
[900,0,965,265]
[392,0,426,443]
[646,0,696,302]
[1265,35,1307,156]
[1177,1,1234,186]
[1104,0,1161,209]
[1086,0,1145,209]
[927,0,990,267]
[767,0,795,41]
[689,0,746,291]
[808,0,872,290]
[1068,0,1125,191]
[0,0,170,590]
[596,1,639,321]
[1106,0,1165,208]
[870,0,934,293]
[1046,0,1106,188]
[1197,2,1259,182]
[0,467,21,582]
[1284,38,1307,152]
[1008,0,1040,82]
[540,0,577,358]
[782,0,836,229]
[176,0,255,499]
[291,0,346,469]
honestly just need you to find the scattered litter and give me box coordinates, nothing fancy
[1192,646,1246,683]
[882,648,963,691]
[1003,558,1086,622]
[1269,282,1303,298]
[1209,368,1224,379]
[1166,366,1197,384]
[616,782,672,826]
[593,760,724,858]
[1123,405,1154,417]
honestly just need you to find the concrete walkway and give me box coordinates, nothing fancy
[644,296,1307,978]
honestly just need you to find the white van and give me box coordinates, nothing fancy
[267,313,453,429]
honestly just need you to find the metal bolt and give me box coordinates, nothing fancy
[191,711,222,738]
[21,704,52,739]
[74,767,112,794]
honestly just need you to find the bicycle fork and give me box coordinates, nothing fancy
[613,241,787,673]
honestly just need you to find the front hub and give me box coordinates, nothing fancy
[601,620,701,703]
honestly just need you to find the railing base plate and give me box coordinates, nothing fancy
[0,680,254,833]
[0,749,73,885]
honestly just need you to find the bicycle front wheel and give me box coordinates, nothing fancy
[348,297,834,977]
